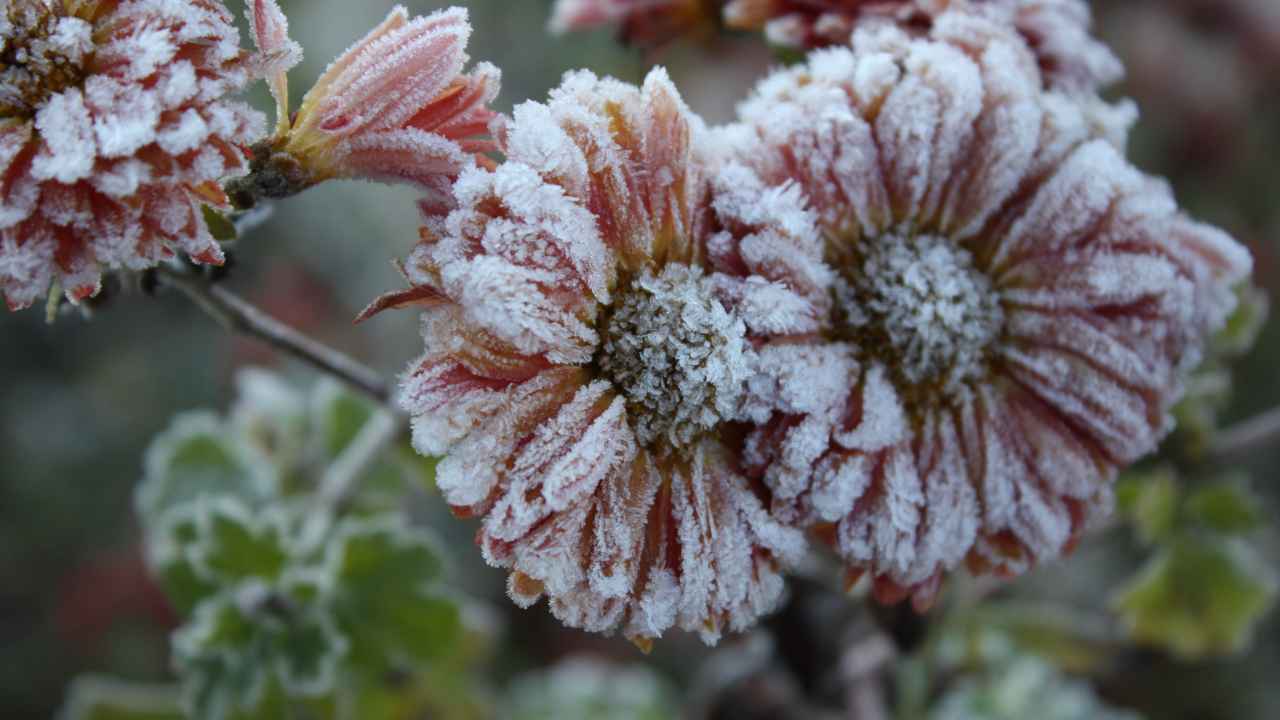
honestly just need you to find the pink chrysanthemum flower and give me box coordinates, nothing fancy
[364,68,817,647]
[548,0,718,48]
[719,10,1252,609]
[550,0,1123,100]
[0,0,264,310]
[724,0,1121,88]
[236,3,500,214]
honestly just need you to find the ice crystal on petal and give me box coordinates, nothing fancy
[724,7,1253,607]
[370,67,817,645]
[1,0,265,310]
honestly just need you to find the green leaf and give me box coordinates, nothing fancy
[176,593,259,657]
[137,413,276,524]
[505,658,676,720]
[1212,282,1269,358]
[174,587,345,719]
[894,657,932,720]
[928,656,1140,720]
[201,206,239,242]
[273,609,348,696]
[59,676,184,720]
[228,368,309,473]
[193,500,291,584]
[939,603,1115,674]
[330,519,444,589]
[397,449,440,493]
[311,380,376,459]
[1116,468,1179,545]
[1171,369,1233,457]
[344,666,489,720]
[148,509,219,614]
[1112,534,1278,659]
[1185,480,1262,534]
[327,519,459,668]
[174,595,271,720]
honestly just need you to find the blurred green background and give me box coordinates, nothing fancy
[1,1,1277,717]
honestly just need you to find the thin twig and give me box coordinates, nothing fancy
[158,265,390,406]
[316,409,403,513]
[1208,405,1280,463]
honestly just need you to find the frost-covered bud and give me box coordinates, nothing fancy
[548,0,719,48]
[236,4,500,214]
[721,7,1253,609]
[0,0,265,310]
[362,68,822,647]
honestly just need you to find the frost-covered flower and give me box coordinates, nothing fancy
[720,10,1252,608]
[551,0,1122,100]
[364,68,816,646]
[236,4,500,214]
[0,0,264,310]
[548,0,718,48]
[728,0,1125,96]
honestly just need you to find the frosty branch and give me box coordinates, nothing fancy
[1209,405,1280,463]
[158,265,392,407]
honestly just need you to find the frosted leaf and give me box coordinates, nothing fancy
[505,656,675,720]
[932,655,1142,720]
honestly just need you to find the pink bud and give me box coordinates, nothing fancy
[281,6,500,210]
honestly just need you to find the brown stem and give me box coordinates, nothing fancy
[158,264,391,406]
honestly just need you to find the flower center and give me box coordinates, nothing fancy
[600,264,753,450]
[835,233,1003,396]
[1,2,92,119]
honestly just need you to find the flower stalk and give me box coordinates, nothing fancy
[157,264,390,406]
